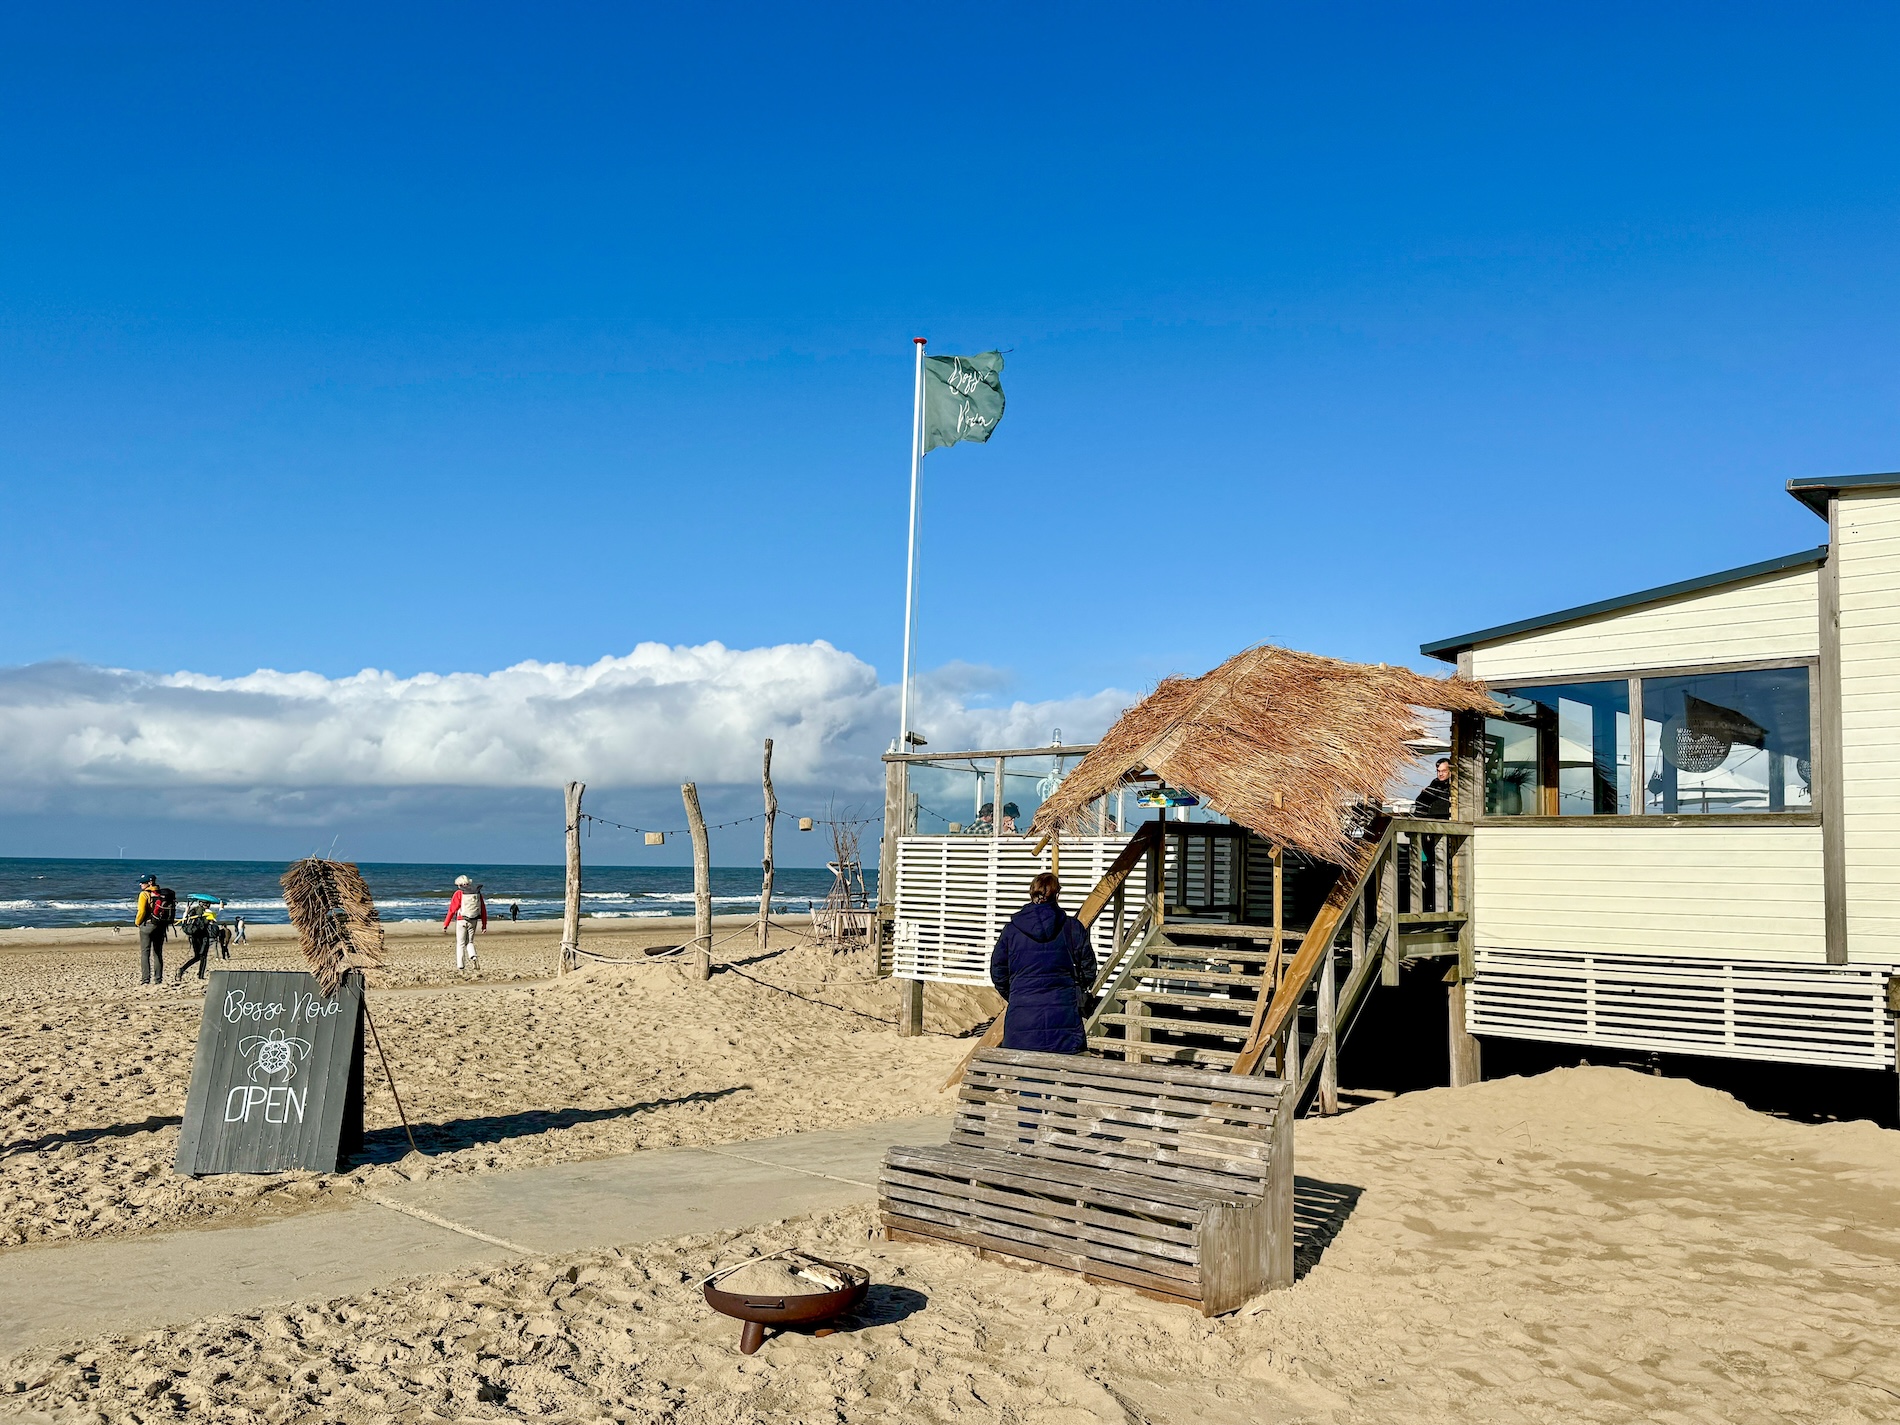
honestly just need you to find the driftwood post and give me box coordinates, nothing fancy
[561,781,585,975]
[682,781,712,981]
[759,739,777,949]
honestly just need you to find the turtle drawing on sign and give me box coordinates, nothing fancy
[239,1028,314,1083]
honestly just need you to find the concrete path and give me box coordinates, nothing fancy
[0,1115,951,1359]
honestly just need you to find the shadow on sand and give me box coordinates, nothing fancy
[1293,1174,1365,1281]
[349,1085,753,1165]
[1,1114,185,1160]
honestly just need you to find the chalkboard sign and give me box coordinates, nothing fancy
[175,969,365,1175]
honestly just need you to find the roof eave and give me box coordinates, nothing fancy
[1420,546,1828,664]
[1786,471,1900,518]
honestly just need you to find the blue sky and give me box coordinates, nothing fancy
[2,4,1896,861]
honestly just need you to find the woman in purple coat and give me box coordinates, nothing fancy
[989,872,1098,1054]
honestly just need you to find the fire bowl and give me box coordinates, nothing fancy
[703,1271,869,1355]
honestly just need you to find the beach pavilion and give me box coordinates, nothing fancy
[876,471,1900,1111]
[877,646,1495,1110]
[1419,471,1900,1087]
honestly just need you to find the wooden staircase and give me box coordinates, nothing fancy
[1084,814,1475,1106]
[942,812,1474,1105]
[1085,919,1300,1068]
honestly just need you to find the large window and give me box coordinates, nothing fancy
[1484,665,1811,817]
[1641,667,1811,814]
[1484,682,1631,816]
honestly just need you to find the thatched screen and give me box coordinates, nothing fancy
[1030,645,1498,864]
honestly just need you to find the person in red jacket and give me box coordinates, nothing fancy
[443,874,487,973]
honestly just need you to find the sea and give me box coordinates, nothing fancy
[0,858,869,931]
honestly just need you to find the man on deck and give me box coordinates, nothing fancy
[443,875,487,974]
[1413,758,1454,911]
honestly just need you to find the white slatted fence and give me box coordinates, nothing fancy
[892,835,1134,984]
[1469,946,1897,1070]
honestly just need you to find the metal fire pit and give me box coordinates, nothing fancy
[702,1257,869,1355]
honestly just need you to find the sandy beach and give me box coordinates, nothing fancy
[3,919,1899,1421]
[0,917,994,1250]
[4,1064,1898,1422]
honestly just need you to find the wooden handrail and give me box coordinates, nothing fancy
[1388,817,1475,835]
[1231,816,1394,1076]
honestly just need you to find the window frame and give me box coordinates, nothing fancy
[1472,655,1819,826]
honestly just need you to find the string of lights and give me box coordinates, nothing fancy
[579,808,883,838]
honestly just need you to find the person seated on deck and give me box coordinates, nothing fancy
[965,801,1021,836]
[989,871,1097,1054]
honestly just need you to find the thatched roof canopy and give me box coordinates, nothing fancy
[1030,645,1498,864]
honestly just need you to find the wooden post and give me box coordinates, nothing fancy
[682,782,712,981]
[1448,972,1482,1087]
[898,976,924,1036]
[758,739,777,950]
[1819,497,1848,965]
[1269,843,1284,987]
[992,756,1006,839]
[560,781,584,975]
[1317,936,1339,1115]
[1380,837,1401,988]
[878,753,906,973]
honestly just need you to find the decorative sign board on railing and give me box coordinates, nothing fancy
[174,969,366,1175]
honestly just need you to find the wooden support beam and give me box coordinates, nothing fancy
[899,976,925,1037]
[993,756,1006,841]
[1447,970,1481,1087]
[1316,938,1338,1115]
[1819,502,1847,965]
[877,752,906,963]
[1380,842,1400,988]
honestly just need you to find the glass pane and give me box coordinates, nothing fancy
[1641,667,1811,814]
[1486,682,1632,815]
[1483,714,1542,815]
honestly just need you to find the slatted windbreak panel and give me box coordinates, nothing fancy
[1469,947,1897,1070]
[892,835,1135,984]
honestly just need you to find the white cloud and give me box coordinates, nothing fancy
[0,643,1133,798]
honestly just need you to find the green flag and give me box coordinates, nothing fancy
[922,351,1006,452]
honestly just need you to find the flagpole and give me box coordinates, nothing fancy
[899,336,926,749]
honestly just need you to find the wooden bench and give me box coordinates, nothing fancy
[879,1047,1293,1315]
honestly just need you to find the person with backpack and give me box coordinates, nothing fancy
[175,899,213,982]
[442,874,487,973]
[134,874,175,985]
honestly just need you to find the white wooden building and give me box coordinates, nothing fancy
[1423,472,1900,1073]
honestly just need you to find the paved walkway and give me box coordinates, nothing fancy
[0,1115,951,1359]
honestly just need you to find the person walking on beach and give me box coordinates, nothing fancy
[133,874,174,986]
[989,872,1096,1054]
[443,875,487,973]
[509,900,519,922]
[175,899,213,982]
